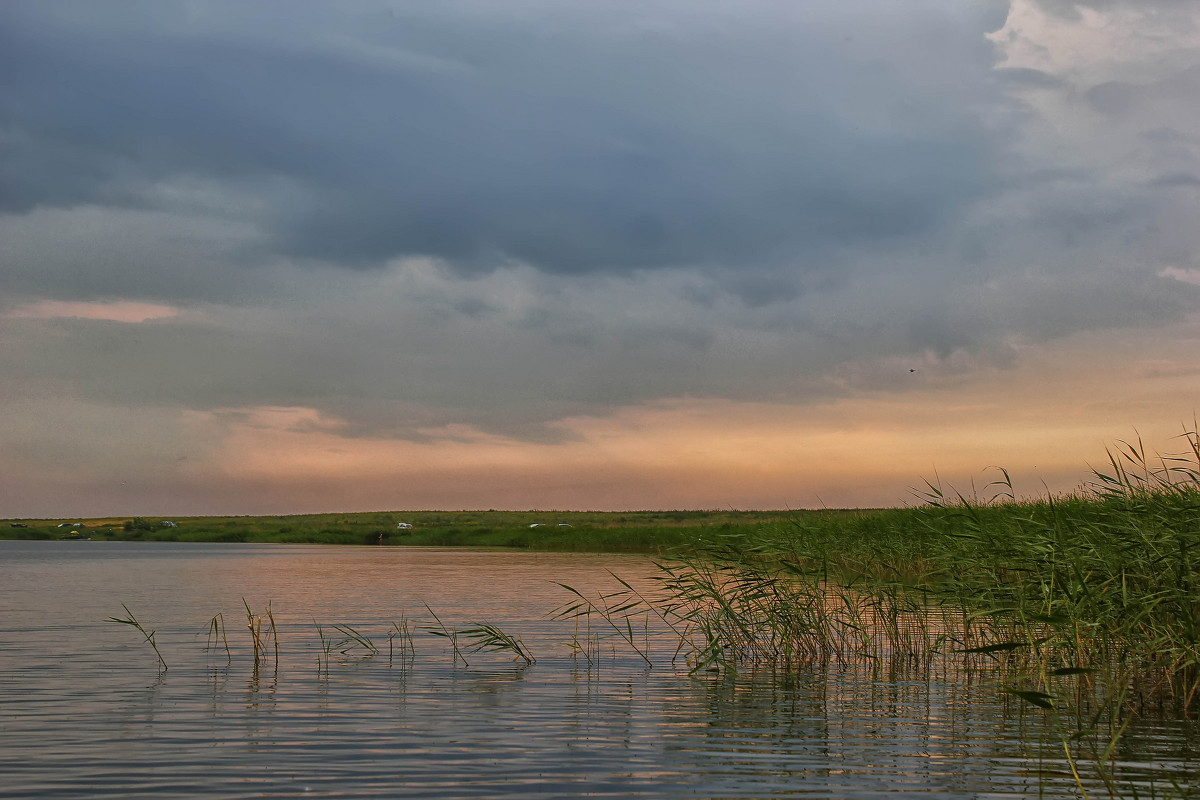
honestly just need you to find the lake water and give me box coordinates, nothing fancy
[1,540,1196,798]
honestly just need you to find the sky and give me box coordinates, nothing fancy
[2,0,1200,517]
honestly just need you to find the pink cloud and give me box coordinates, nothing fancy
[1160,267,1200,287]
[5,300,182,323]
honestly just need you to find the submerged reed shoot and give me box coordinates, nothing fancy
[204,611,230,664]
[458,623,536,666]
[388,616,416,666]
[564,615,600,665]
[552,581,654,666]
[106,604,167,671]
[421,604,468,666]
[330,623,378,658]
[314,620,333,673]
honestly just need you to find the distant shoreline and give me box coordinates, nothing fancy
[1,508,875,553]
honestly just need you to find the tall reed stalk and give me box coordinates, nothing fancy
[388,615,416,666]
[314,620,333,673]
[242,598,277,671]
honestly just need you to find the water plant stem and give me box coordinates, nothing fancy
[106,603,168,670]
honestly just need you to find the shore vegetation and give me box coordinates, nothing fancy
[1,508,816,550]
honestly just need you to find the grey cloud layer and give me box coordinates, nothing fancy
[2,1,1006,275]
[2,0,1199,443]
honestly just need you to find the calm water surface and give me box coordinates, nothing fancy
[1,540,1196,798]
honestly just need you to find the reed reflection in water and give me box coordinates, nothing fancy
[0,541,1195,798]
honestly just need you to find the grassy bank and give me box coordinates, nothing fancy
[1,508,820,552]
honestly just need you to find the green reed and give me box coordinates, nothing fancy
[552,578,655,666]
[421,603,469,666]
[106,603,168,671]
[458,623,536,666]
[417,604,535,667]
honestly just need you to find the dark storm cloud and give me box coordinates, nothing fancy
[2,0,1199,451]
[0,1,1006,277]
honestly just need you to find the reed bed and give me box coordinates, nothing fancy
[646,429,1200,704]
[592,428,1200,798]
